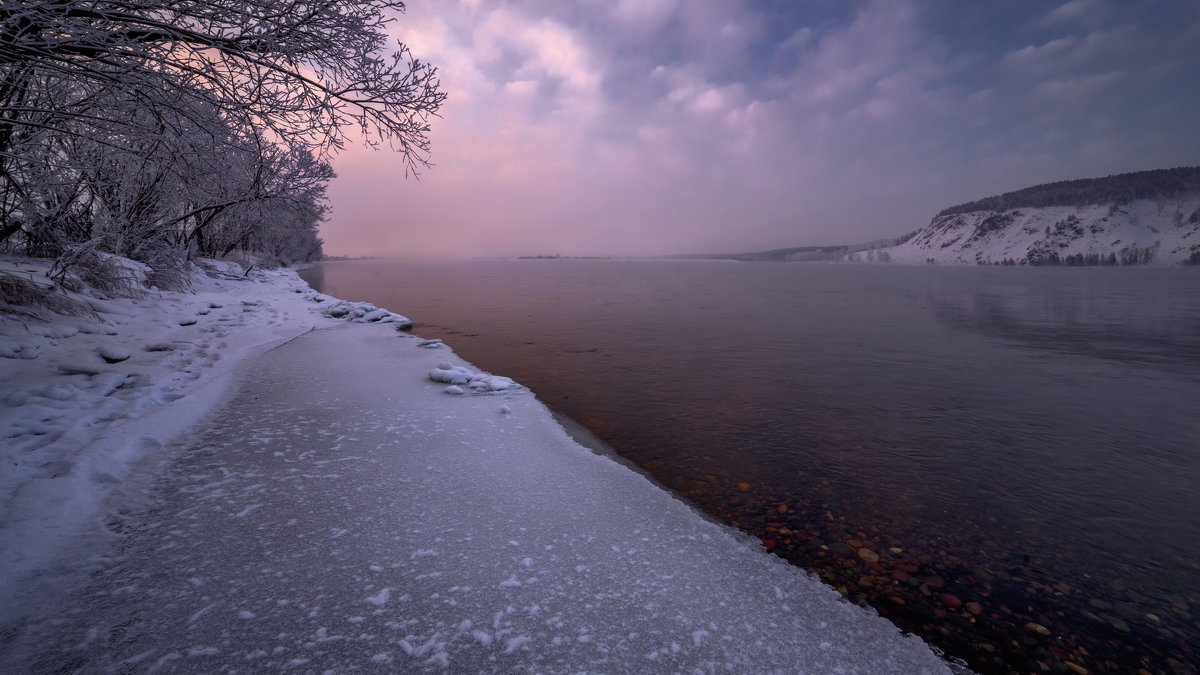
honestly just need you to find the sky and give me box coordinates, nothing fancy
[322,0,1200,258]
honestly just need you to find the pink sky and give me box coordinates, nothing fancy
[322,0,1200,258]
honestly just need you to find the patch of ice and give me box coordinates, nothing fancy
[366,588,392,606]
[504,635,530,654]
[188,603,218,625]
[234,504,262,518]
[148,652,181,673]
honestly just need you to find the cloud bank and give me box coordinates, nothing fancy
[324,0,1200,258]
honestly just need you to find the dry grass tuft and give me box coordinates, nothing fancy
[0,271,91,319]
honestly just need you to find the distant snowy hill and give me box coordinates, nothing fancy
[875,167,1200,266]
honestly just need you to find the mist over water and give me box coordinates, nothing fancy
[303,259,1200,673]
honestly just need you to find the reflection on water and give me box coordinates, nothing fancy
[302,260,1200,674]
[299,261,324,292]
[932,281,1200,368]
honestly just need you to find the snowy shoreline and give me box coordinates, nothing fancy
[1,256,959,672]
[0,256,413,612]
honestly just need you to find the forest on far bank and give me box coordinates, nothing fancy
[937,167,1200,217]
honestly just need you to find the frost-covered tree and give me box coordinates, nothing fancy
[0,0,443,284]
[0,0,443,158]
[937,168,1200,217]
[6,82,332,280]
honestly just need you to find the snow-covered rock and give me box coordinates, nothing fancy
[97,346,131,363]
[429,362,519,393]
[316,298,413,328]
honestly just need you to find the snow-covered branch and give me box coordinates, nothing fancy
[0,0,443,287]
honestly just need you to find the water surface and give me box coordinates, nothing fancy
[303,260,1200,674]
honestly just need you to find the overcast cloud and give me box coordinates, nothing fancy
[323,0,1200,258]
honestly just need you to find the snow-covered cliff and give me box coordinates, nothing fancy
[878,197,1200,266]
[868,168,1200,266]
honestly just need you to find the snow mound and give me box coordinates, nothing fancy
[0,337,40,359]
[101,254,153,287]
[429,362,518,393]
[97,347,131,364]
[194,259,244,279]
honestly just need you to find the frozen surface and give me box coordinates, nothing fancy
[0,257,954,673]
[0,257,408,610]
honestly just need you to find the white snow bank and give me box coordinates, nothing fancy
[0,255,423,608]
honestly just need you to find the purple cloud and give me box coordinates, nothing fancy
[323,0,1200,258]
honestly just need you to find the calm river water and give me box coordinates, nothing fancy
[302,259,1200,674]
